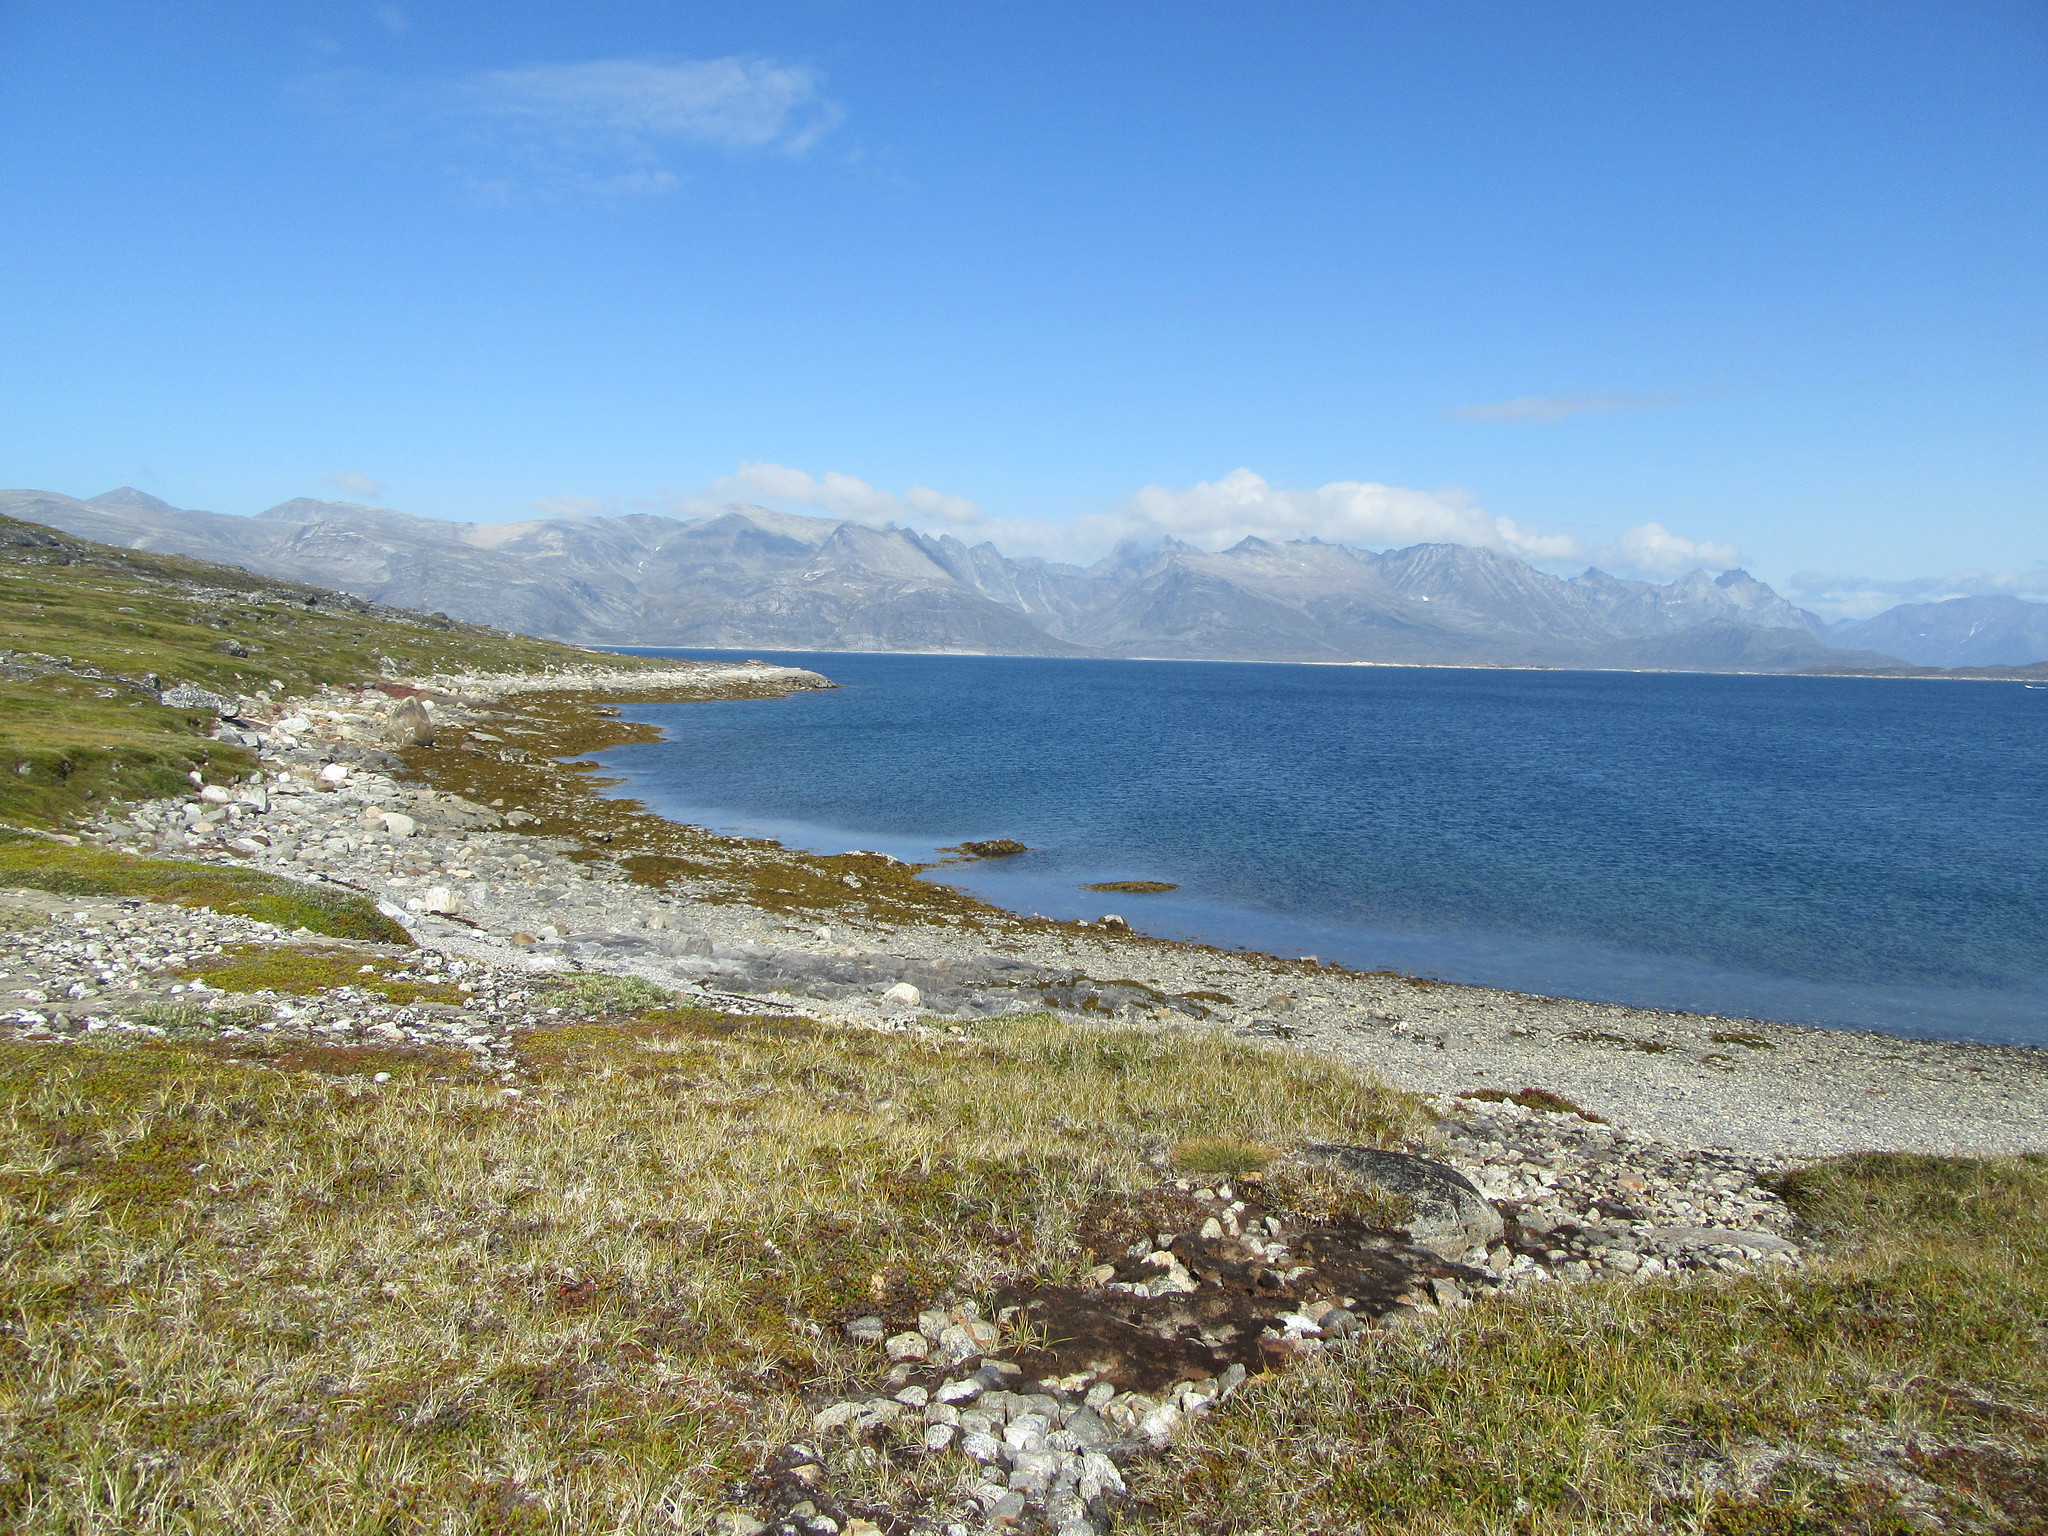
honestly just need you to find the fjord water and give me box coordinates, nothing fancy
[596,652,2048,1047]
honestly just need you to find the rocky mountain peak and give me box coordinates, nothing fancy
[0,484,1927,669]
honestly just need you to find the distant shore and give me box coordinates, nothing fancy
[605,641,2048,684]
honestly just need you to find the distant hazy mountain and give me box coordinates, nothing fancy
[1830,594,2048,668]
[1,485,1905,672]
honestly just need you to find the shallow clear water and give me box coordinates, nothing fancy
[592,650,2048,1047]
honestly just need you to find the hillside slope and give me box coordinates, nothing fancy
[0,511,658,825]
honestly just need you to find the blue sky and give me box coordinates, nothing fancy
[1,1,2043,613]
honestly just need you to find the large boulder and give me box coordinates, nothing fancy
[386,697,435,747]
[407,790,501,830]
[1291,1145,1504,1257]
[159,682,236,714]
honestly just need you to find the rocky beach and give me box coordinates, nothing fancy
[7,657,2044,1536]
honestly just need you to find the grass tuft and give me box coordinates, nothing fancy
[1173,1134,1281,1178]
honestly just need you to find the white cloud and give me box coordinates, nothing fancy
[1450,392,1678,424]
[321,471,383,499]
[699,463,982,527]
[1606,521,1742,577]
[685,462,1599,567]
[308,55,842,201]
[1786,567,2048,621]
[455,57,841,175]
[1116,469,1587,562]
[374,4,408,36]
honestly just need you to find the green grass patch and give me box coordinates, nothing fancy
[179,943,459,1003]
[1082,879,1179,893]
[535,971,677,1018]
[0,837,410,943]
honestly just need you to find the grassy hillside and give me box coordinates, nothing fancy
[0,996,1427,1534]
[0,513,653,826]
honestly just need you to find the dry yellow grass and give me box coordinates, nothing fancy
[0,1008,1427,1533]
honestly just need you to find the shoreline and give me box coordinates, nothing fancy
[606,641,2048,684]
[31,657,2042,1163]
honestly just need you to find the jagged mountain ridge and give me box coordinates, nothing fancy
[1,485,1907,670]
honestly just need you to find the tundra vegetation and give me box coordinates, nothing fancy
[1,513,2043,1533]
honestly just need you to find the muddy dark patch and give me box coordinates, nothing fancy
[882,1182,1493,1399]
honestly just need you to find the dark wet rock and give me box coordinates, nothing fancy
[948,839,1029,858]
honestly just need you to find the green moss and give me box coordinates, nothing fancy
[0,837,410,942]
[1082,879,1179,893]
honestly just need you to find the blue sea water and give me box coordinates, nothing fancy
[591,650,2048,1048]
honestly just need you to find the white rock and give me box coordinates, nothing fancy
[960,1430,1004,1462]
[812,1402,862,1433]
[937,1320,998,1361]
[884,1332,929,1362]
[380,812,416,838]
[318,763,349,784]
[1138,1403,1183,1445]
[198,785,232,804]
[1077,1451,1126,1501]
[882,981,922,1007]
[923,1422,957,1452]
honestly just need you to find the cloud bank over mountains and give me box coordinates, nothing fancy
[682,462,1743,582]
[1787,566,2048,621]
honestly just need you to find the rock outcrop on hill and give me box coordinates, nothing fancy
[2,485,1910,671]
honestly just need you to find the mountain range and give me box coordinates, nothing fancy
[7,483,2035,672]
